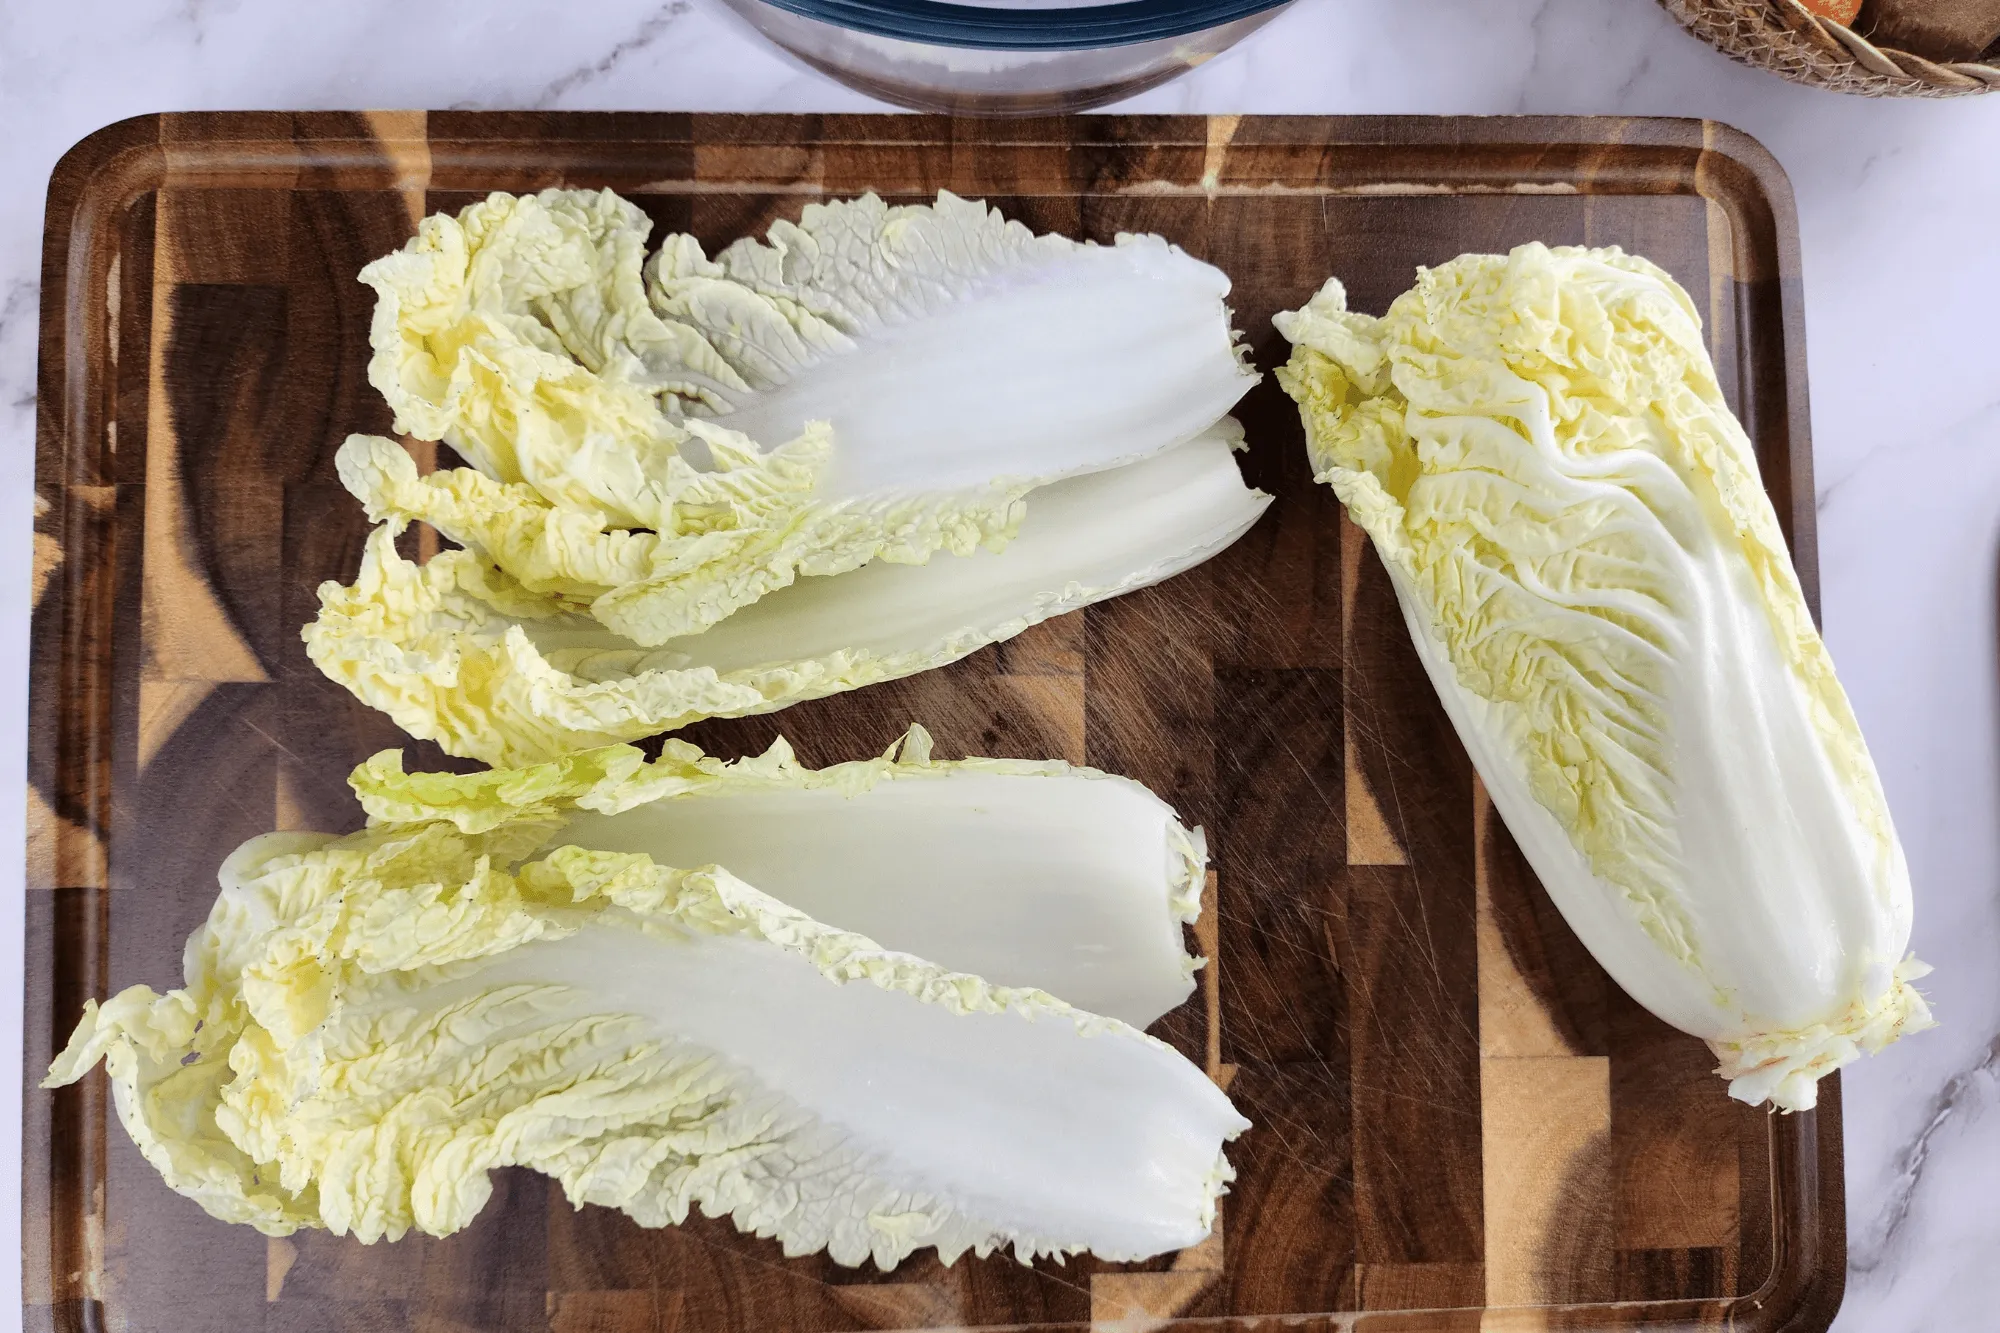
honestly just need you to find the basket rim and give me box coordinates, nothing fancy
[1670,0,2000,94]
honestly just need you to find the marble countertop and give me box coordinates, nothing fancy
[2,2,1996,1328]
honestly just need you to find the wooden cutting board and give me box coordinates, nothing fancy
[25,113,1840,1333]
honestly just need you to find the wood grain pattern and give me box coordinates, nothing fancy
[26,113,1840,1333]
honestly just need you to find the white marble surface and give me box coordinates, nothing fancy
[2,1,1997,1328]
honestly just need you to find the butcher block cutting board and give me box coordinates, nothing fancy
[25,113,1839,1333]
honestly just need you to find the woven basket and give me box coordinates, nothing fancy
[1660,0,2000,96]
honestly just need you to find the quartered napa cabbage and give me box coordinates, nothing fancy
[1275,243,1931,1112]
[359,187,1259,644]
[351,724,1209,1029]
[44,730,1246,1264]
[306,424,1270,766]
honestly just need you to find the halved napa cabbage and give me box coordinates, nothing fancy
[1276,242,1930,1111]
[360,188,1259,644]
[45,729,1244,1265]
[351,723,1208,1029]
[306,425,1270,766]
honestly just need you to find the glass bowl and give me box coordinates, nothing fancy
[717,0,1298,114]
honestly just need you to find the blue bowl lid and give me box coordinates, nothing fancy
[752,0,1292,50]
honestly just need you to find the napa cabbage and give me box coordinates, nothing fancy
[1276,243,1931,1111]
[359,187,1258,645]
[44,728,1245,1264]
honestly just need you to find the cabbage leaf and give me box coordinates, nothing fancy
[353,723,1209,1029]
[306,427,1269,766]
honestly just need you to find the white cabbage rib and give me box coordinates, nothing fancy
[352,724,1207,1030]
[1276,243,1931,1112]
[44,735,1244,1266]
[305,427,1270,767]
[360,188,1258,644]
